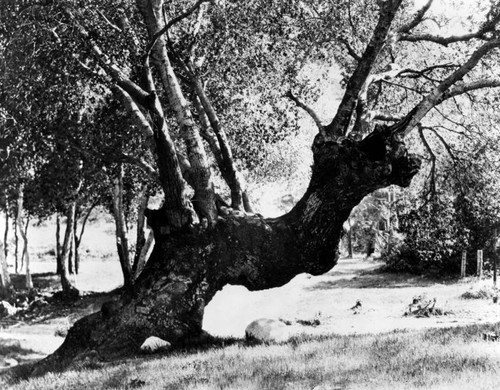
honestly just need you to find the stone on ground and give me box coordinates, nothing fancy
[140,336,172,353]
[245,318,291,343]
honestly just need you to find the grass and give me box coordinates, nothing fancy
[2,322,500,390]
[461,284,499,300]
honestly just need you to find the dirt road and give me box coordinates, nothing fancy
[204,256,500,338]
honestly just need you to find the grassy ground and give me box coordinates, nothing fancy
[2,322,500,390]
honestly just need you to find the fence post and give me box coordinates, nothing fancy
[461,251,467,278]
[493,229,498,288]
[477,250,483,278]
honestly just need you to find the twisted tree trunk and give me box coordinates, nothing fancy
[31,125,420,373]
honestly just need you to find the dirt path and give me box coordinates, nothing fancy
[204,256,500,338]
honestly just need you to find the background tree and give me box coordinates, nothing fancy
[387,130,500,275]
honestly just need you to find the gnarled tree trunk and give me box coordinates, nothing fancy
[32,126,420,373]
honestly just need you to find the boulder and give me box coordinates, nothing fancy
[0,301,17,317]
[245,318,290,344]
[140,336,172,353]
[1,358,19,368]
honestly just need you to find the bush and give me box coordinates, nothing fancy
[384,196,467,276]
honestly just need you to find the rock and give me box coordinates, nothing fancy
[2,358,19,368]
[245,318,290,344]
[140,336,172,353]
[0,301,17,317]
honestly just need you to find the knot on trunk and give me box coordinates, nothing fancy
[311,124,421,192]
[145,204,196,237]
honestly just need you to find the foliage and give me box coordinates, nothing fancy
[386,137,500,275]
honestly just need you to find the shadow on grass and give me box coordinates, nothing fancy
[309,266,457,291]
[0,339,40,358]
[11,272,59,290]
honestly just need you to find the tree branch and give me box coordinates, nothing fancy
[443,78,500,99]
[67,13,150,106]
[286,90,325,135]
[324,0,403,138]
[390,38,500,137]
[399,8,500,45]
[96,10,123,33]
[417,125,436,198]
[398,0,434,34]
[339,37,362,61]
[144,0,211,58]
[113,86,154,141]
[428,127,457,160]
[119,153,158,178]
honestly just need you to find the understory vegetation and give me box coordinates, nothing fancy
[3,322,500,390]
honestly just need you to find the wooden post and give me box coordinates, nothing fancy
[461,251,467,278]
[477,250,483,278]
[493,229,498,288]
[494,246,497,288]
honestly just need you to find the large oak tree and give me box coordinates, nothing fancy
[2,0,500,374]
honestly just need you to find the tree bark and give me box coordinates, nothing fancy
[73,220,80,275]
[16,185,32,289]
[111,165,133,291]
[32,126,420,373]
[136,0,217,223]
[73,201,96,276]
[59,202,79,298]
[0,238,12,299]
[68,234,74,275]
[14,205,18,274]
[56,213,62,275]
[132,186,151,281]
[3,195,9,260]
[346,219,354,259]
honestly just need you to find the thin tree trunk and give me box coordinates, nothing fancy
[68,235,74,275]
[16,186,32,289]
[59,202,79,297]
[133,230,154,281]
[73,218,79,275]
[111,165,132,290]
[14,208,18,274]
[190,76,246,210]
[0,238,12,299]
[347,220,354,259]
[132,186,149,280]
[56,213,62,274]
[73,199,99,276]
[3,195,9,260]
